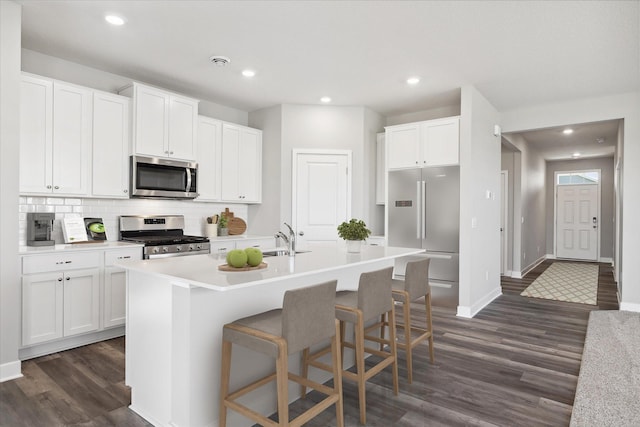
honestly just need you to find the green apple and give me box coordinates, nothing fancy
[226,249,248,268]
[244,248,263,267]
[88,223,105,233]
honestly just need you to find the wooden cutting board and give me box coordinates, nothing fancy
[228,217,247,235]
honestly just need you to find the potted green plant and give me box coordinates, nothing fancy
[218,213,229,236]
[337,218,371,253]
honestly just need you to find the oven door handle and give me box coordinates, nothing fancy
[185,168,192,193]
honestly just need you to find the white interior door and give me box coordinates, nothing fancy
[293,151,351,247]
[556,184,598,260]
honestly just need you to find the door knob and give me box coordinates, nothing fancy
[298,231,305,236]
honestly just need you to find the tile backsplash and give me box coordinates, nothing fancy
[18,196,249,246]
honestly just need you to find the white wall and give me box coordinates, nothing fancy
[501,91,640,310]
[458,86,502,318]
[0,0,22,381]
[279,105,368,225]
[385,104,461,126]
[22,49,249,125]
[503,133,547,273]
[546,157,615,259]
[248,105,282,235]
[501,150,516,273]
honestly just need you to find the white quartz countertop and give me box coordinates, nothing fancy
[19,240,144,255]
[117,243,424,291]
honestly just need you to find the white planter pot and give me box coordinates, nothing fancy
[345,239,362,253]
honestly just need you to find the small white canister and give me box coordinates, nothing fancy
[205,223,218,239]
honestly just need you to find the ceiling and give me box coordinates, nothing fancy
[18,0,639,119]
[503,119,620,161]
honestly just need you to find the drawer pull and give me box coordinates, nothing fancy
[218,248,228,251]
[117,256,132,260]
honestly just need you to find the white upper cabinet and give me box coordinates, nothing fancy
[196,116,222,201]
[386,123,420,169]
[121,83,199,161]
[20,74,92,196]
[420,117,459,166]
[385,116,459,170]
[92,91,130,198]
[221,123,262,203]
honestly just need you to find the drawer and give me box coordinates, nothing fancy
[209,241,236,255]
[235,238,275,250]
[105,248,143,266]
[23,251,101,275]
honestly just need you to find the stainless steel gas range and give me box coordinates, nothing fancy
[119,215,210,259]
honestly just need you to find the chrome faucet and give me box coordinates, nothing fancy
[283,222,296,256]
[274,231,289,246]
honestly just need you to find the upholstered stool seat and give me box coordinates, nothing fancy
[220,280,344,427]
[389,257,435,383]
[303,267,399,425]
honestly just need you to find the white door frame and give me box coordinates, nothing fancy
[553,169,601,261]
[291,148,353,234]
[500,170,509,276]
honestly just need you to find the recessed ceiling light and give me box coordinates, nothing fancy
[406,77,420,85]
[242,69,256,78]
[320,96,331,103]
[563,128,574,135]
[105,15,125,26]
[572,152,581,157]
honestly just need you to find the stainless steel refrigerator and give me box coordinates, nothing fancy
[388,166,459,305]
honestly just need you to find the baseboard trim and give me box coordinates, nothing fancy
[0,360,22,383]
[457,286,502,318]
[514,255,547,279]
[620,302,640,312]
[599,257,613,264]
[19,327,125,361]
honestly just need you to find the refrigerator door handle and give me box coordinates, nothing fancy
[416,180,421,239]
[421,180,427,240]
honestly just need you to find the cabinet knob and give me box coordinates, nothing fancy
[415,161,418,164]
[66,277,70,281]
[58,278,63,282]
[169,151,174,155]
[54,185,60,189]
[165,151,169,154]
[46,185,52,189]
[124,189,128,193]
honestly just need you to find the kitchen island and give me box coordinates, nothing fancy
[119,243,424,427]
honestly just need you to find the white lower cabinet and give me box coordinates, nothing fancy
[21,246,142,351]
[103,248,142,328]
[235,237,275,250]
[22,266,99,346]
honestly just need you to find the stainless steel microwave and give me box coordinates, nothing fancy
[130,155,198,199]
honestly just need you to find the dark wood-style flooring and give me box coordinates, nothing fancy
[1,260,618,426]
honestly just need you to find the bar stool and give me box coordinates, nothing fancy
[303,267,398,425]
[219,280,344,427]
[388,257,434,383]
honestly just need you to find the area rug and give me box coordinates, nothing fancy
[570,310,640,426]
[520,262,599,305]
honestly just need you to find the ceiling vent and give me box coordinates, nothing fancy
[210,55,231,66]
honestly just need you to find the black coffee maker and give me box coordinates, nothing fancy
[27,212,55,246]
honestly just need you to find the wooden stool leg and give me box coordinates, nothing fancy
[403,298,413,383]
[426,293,435,363]
[339,320,346,367]
[332,320,344,427]
[355,312,367,425]
[388,302,399,395]
[276,344,289,426]
[219,339,232,427]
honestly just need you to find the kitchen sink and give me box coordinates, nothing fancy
[262,249,311,257]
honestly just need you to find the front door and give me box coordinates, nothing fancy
[556,184,599,260]
[292,150,351,247]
